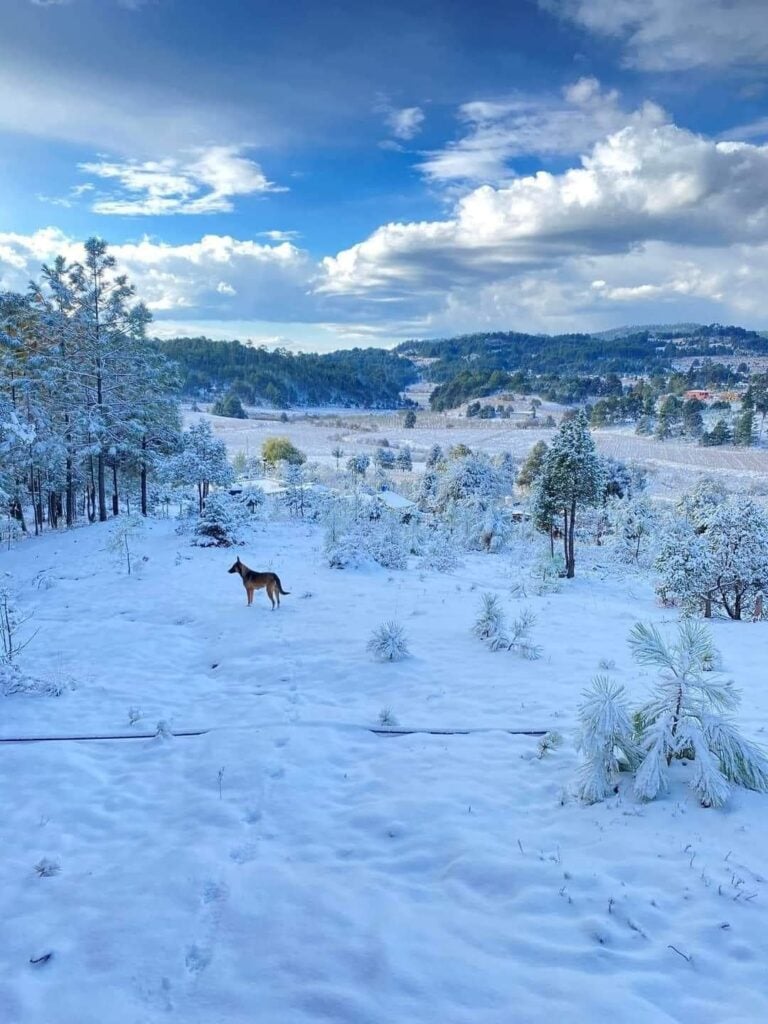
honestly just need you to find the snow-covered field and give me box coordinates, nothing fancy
[190,407,768,499]
[2,516,768,1023]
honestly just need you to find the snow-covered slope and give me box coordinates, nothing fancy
[1,519,767,1023]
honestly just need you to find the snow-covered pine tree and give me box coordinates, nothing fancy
[192,491,247,547]
[655,518,710,614]
[532,412,603,578]
[396,447,413,472]
[613,495,659,566]
[575,676,638,803]
[346,453,370,477]
[425,444,444,469]
[172,421,233,513]
[630,620,768,806]
[367,621,409,661]
[657,493,768,619]
[472,592,505,642]
[704,496,768,620]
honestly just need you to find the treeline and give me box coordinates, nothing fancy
[159,337,418,409]
[399,329,671,380]
[1,239,180,530]
[401,323,768,381]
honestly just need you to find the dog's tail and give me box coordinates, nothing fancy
[275,575,290,596]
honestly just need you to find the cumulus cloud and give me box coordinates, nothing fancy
[540,0,768,71]
[323,117,768,302]
[5,109,768,345]
[419,78,649,184]
[78,146,283,215]
[0,229,316,322]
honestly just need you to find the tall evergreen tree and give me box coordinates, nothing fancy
[533,411,603,578]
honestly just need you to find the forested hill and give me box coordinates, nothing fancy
[396,324,768,382]
[158,337,418,409]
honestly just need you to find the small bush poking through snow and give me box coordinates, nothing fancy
[576,676,639,804]
[367,621,410,662]
[472,593,505,642]
[537,731,563,758]
[473,595,541,658]
[34,858,60,878]
[378,707,399,727]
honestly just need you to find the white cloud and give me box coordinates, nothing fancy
[5,108,768,347]
[324,116,768,303]
[0,230,316,322]
[541,0,768,71]
[79,146,282,216]
[386,106,425,141]
[419,78,661,185]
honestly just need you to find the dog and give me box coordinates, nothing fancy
[227,556,290,609]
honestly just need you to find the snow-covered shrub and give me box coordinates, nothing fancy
[575,676,638,804]
[472,594,540,658]
[365,516,409,570]
[656,495,768,619]
[378,707,399,727]
[477,507,512,553]
[323,498,409,570]
[1,663,66,698]
[107,513,145,575]
[537,731,563,758]
[192,492,248,547]
[0,587,37,665]
[655,519,709,613]
[472,593,505,642]
[630,620,768,807]
[237,485,265,516]
[417,527,462,572]
[367,621,410,662]
[489,607,542,659]
[529,551,565,593]
[436,453,503,514]
[612,495,659,566]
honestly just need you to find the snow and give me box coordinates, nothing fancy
[373,491,416,511]
[2,518,768,1023]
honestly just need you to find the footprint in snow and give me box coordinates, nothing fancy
[230,842,259,864]
[185,945,212,975]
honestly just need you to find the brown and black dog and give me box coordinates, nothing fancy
[228,557,290,609]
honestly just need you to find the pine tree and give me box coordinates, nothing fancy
[172,421,233,513]
[532,412,603,578]
[518,440,548,487]
[576,676,638,804]
[630,621,768,806]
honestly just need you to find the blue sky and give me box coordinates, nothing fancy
[1,0,768,350]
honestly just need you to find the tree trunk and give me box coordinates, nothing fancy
[65,456,74,527]
[140,436,148,516]
[112,461,119,516]
[97,452,107,522]
[565,498,577,578]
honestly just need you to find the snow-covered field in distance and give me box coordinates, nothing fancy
[1,517,768,1023]
[190,406,768,500]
